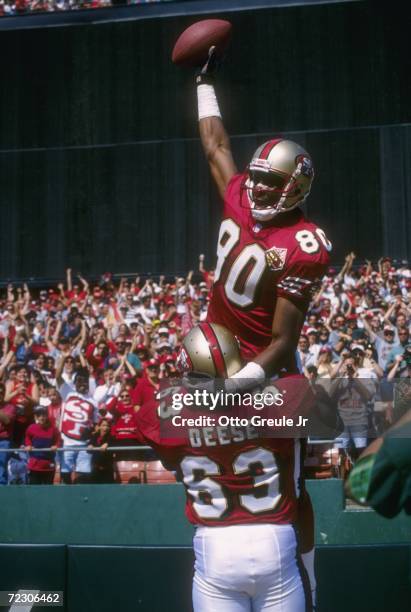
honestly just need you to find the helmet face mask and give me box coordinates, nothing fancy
[241,139,314,222]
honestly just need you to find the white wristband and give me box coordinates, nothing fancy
[231,361,266,381]
[197,84,222,121]
[225,361,265,394]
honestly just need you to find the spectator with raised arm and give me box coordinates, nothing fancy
[5,365,39,446]
[360,313,399,370]
[198,253,215,290]
[330,353,374,475]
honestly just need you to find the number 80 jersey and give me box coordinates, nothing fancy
[206,173,332,360]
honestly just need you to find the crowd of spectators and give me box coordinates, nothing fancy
[299,253,411,474]
[0,0,168,17]
[0,253,409,484]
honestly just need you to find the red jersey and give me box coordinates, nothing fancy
[135,378,310,528]
[60,392,98,442]
[8,381,35,426]
[47,403,62,428]
[111,410,140,441]
[8,381,34,409]
[0,404,16,440]
[131,376,158,409]
[206,173,332,360]
[65,289,87,303]
[25,423,60,472]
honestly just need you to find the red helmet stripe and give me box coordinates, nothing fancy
[259,139,282,161]
[199,323,227,377]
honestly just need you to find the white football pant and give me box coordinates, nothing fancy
[193,523,310,611]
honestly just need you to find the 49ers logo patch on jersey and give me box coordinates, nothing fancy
[265,247,287,271]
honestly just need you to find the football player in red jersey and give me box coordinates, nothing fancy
[196,49,332,377]
[136,323,316,611]
[187,48,333,608]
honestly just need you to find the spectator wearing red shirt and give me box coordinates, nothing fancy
[160,302,181,328]
[5,365,39,446]
[85,340,111,370]
[111,389,140,444]
[131,359,160,412]
[47,388,62,428]
[0,383,17,484]
[62,268,89,305]
[25,406,60,484]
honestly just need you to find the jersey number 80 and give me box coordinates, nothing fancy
[214,219,331,308]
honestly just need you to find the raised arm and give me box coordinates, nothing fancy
[66,268,72,293]
[387,354,403,382]
[196,48,237,199]
[7,283,14,303]
[78,274,90,295]
[51,320,63,347]
[0,350,14,382]
[22,283,31,309]
[383,301,396,324]
[360,313,377,343]
[76,320,88,351]
[335,252,352,283]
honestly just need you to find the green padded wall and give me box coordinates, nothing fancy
[0,481,409,546]
[0,543,409,612]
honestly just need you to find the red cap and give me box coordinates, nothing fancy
[145,358,159,368]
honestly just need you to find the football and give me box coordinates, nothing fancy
[172,19,232,67]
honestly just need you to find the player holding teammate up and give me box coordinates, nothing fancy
[136,323,316,611]
[153,33,333,608]
[189,47,333,608]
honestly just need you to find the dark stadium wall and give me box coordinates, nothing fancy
[0,1,409,278]
[1,542,410,612]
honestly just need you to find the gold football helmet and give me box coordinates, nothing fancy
[176,323,242,378]
[243,138,314,222]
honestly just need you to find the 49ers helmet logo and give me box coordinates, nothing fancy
[176,347,192,373]
[296,155,313,178]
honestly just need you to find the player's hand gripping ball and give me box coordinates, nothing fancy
[172,19,232,67]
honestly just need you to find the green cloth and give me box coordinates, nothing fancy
[127,353,142,371]
[346,454,376,505]
[348,421,411,517]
